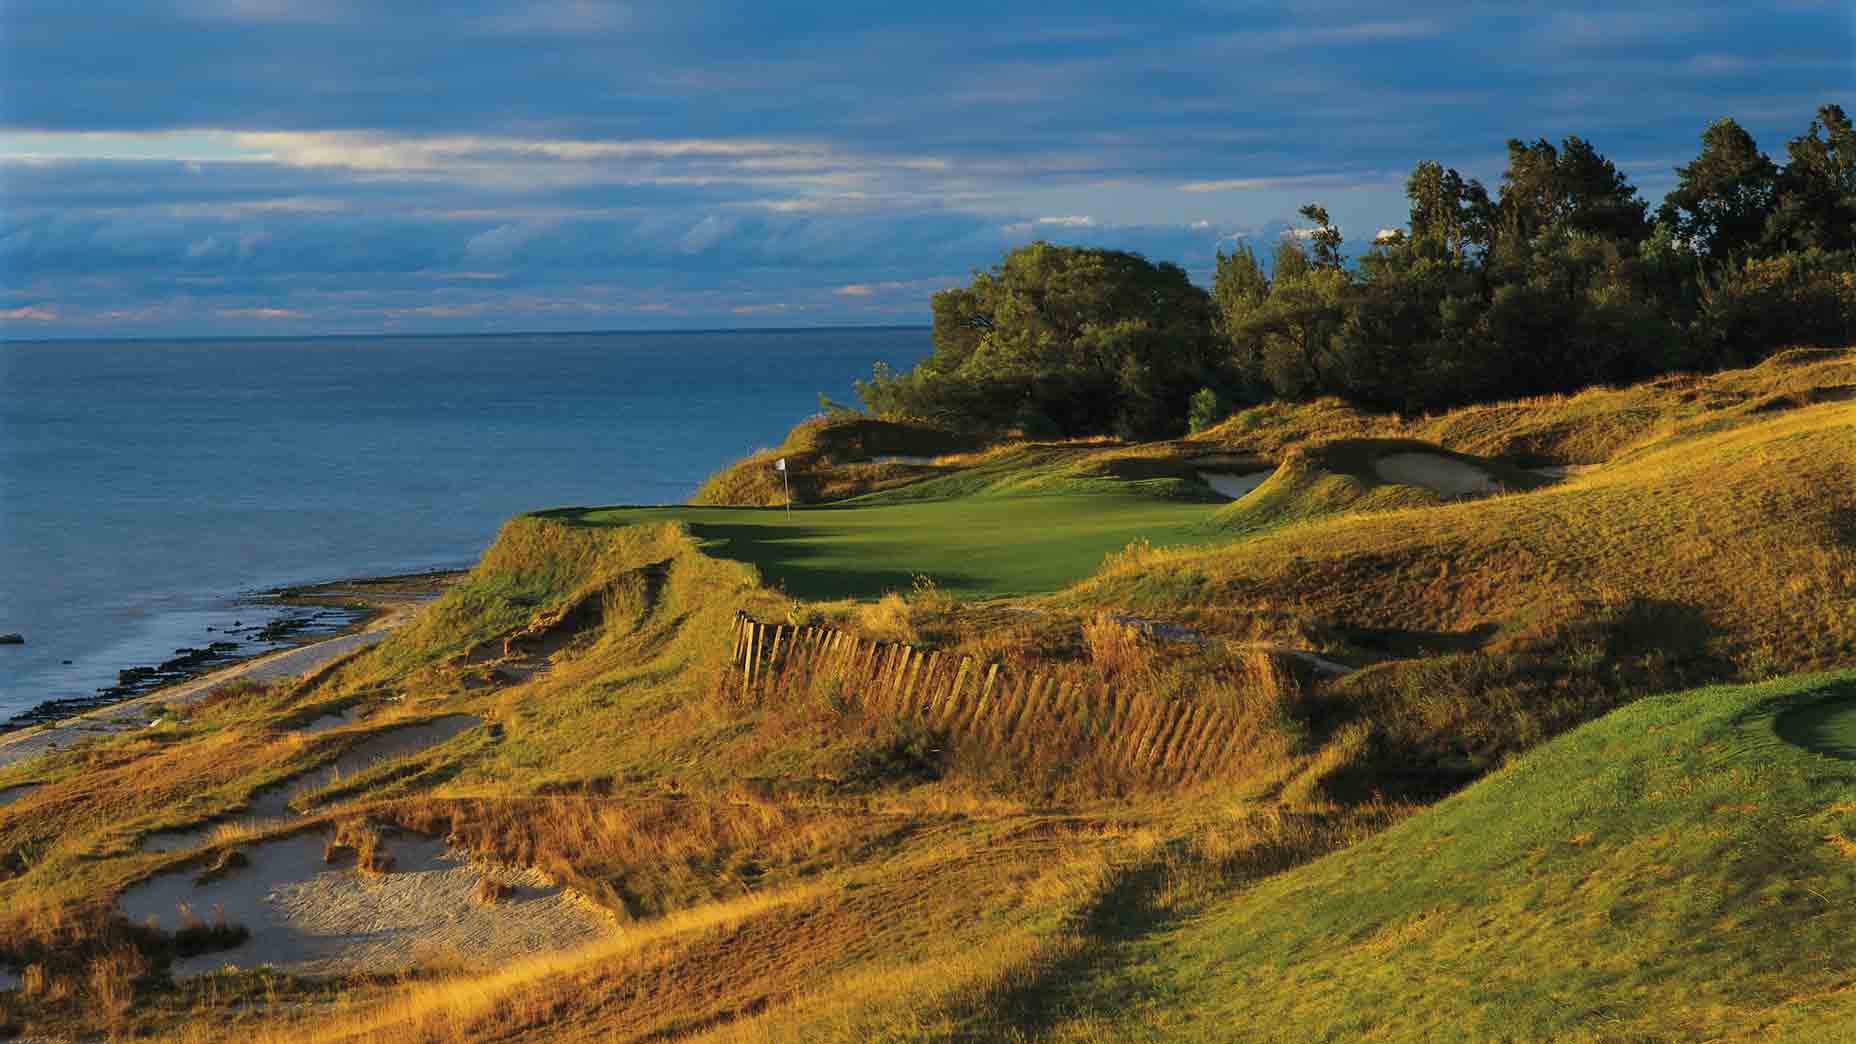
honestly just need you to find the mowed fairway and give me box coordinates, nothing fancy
[540,492,1225,600]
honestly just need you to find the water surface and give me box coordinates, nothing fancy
[0,328,929,719]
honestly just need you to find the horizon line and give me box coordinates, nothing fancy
[0,321,935,347]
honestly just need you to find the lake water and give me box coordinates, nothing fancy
[0,328,930,722]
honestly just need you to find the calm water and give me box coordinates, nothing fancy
[0,328,929,720]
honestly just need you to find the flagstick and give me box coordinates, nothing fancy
[783,466,791,516]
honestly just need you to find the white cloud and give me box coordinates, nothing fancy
[836,284,874,296]
[1037,215,1095,227]
[0,305,58,321]
[216,307,305,320]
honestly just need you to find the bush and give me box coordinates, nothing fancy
[1187,387,1233,434]
[845,719,946,788]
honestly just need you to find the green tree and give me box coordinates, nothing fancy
[859,242,1218,438]
[1297,203,1345,269]
[1658,118,1778,261]
[1767,104,1856,253]
[1406,160,1493,260]
[1497,136,1647,244]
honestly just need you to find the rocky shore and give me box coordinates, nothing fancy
[0,570,462,733]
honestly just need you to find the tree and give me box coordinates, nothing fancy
[858,242,1218,438]
[1767,104,1856,253]
[1497,136,1647,244]
[1406,160,1493,260]
[1297,203,1345,269]
[1211,243,1268,338]
[1658,117,1778,261]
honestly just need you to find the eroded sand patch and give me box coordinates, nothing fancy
[1375,453,1500,498]
[874,454,937,465]
[144,714,480,852]
[292,706,364,735]
[121,832,612,977]
[1199,471,1273,500]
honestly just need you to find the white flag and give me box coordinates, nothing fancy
[775,458,787,472]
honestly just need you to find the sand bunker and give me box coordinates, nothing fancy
[120,831,612,977]
[291,705,366,736]
[874,454,937,465]
[144,714,480,852]
[1375,453,1500,498]
[1200,471,1273,500]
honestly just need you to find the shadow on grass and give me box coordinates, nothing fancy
[682,521,989,601]
[965,855,1181,1036]
[1774,684,1856,760]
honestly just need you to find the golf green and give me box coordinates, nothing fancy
[541,494,1225,601]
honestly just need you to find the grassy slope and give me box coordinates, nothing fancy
[2,350,1854,1041]
[1008,670,1856,1043]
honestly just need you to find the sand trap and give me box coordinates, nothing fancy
[1375,453,1500,498]
[144,715,480,852]
[874,455,937,465]
[120,831,612,977]
[1199,471,1272,500]
[292,706,365,736]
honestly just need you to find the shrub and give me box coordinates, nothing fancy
[1187,386,1233,434]
[845,719,946,788]
[86,945,149,1018]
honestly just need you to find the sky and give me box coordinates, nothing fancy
[2,2,1851,339]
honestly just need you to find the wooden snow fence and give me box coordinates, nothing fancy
[725,612,1251,786]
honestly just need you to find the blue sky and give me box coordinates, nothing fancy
[2,2,1851,338]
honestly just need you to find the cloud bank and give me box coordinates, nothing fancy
[2,1,1850,336]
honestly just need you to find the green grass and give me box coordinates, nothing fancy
[1000,669,1856,1042]
[538,491,1227,601]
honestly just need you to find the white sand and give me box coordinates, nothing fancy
[144,714,481,852]
[0,624,400,772]
[120,832,613,977]
[1199,471,1273,500]
[1375,453,1500,498]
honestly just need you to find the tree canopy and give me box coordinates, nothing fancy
[860,242,1217,438]
[859,105,1856,435]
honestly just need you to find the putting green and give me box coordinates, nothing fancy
[540,493,1226,601]
[1774,693,1856,760]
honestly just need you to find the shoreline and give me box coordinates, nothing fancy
[0,568,464,770]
